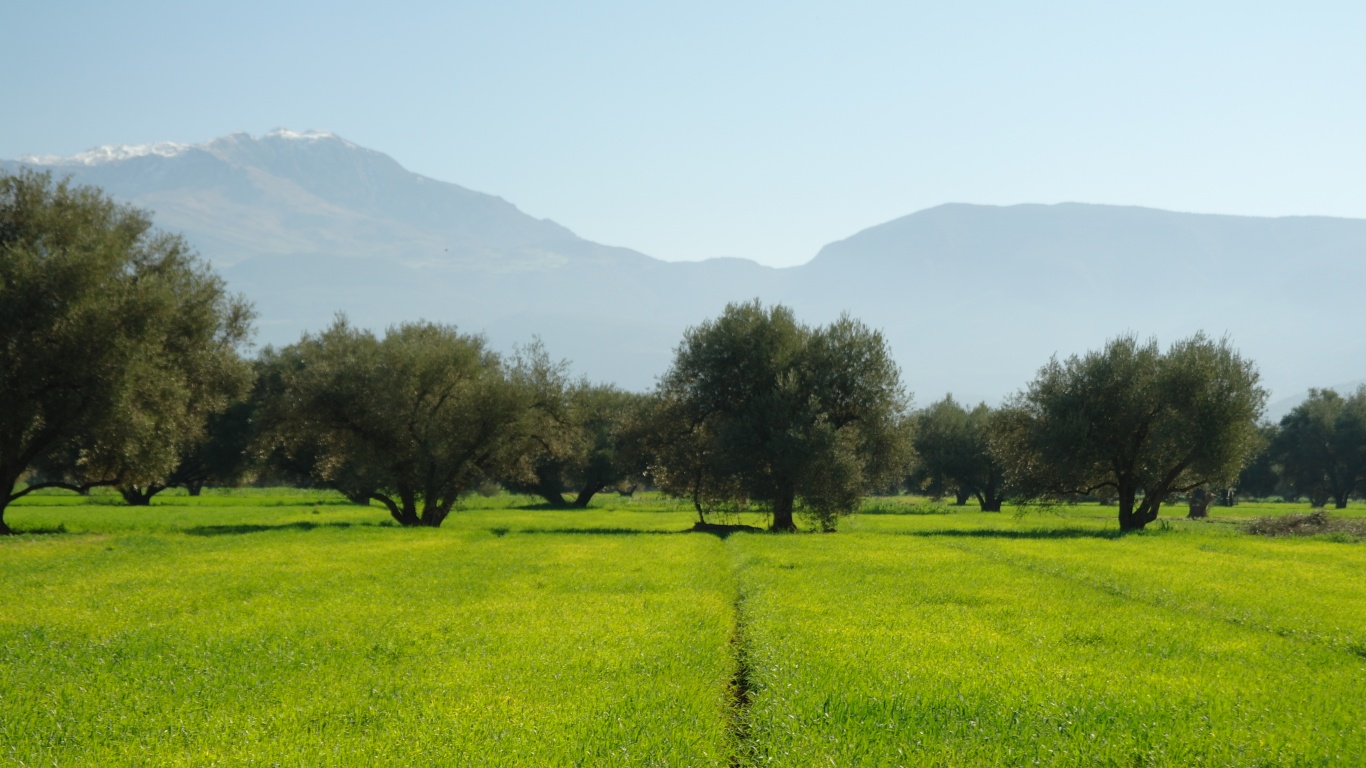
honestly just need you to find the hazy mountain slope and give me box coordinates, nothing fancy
[2,131,778,390]
[781,203,1366,405]
[6,132,1363,401]
[9,130,642,271]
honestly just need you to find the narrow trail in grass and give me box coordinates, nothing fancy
[726,587,756,767]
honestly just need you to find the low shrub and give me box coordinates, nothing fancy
[1244,510,1366,539]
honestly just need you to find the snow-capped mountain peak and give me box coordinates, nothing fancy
[263,128,350,145]
[16,128,354,167]
[19,141,192,166]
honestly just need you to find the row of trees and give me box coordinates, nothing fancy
[908,335,1267,530]
[912,382,1366,521]
[4,170,1356,535]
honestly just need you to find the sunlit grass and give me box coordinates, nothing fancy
[3,491,1363,765]
[1,497,738,766]
[730,526,1366,766]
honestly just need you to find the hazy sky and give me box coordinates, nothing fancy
[3,1,1363,267]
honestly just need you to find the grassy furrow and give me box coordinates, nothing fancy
[1,520,736,766]
[730,531,1366,766]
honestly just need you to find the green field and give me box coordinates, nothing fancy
[3,492,1364,766]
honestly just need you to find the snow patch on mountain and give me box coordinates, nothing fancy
[17,128,352,166]
[264,128,350,145]
[20,141,192,166]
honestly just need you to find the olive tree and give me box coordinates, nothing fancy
[910,396,1010,511]
[258,319,557,527]
[651,301,910,531]
[509,384,648,507]
[0,171,252,533]
[1272,387,1366,509]
[993,333,1266,531]
[116,399,259,504]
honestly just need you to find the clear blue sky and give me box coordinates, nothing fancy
[4,1,1363,267]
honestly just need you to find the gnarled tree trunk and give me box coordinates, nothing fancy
[771,493,797,532]
[572,482,607,508]
[119,485,166,506]
[1117,481,1160,531]
[976,483,1005,512]
[1187,488,1211,519]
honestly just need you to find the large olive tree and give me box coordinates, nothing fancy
[652,300,910,531]
[258,319,559,527]
[0,171,252,533]
[993,334,1266,531]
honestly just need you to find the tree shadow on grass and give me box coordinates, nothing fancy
[183,521,392,537]
[510,522,765,539]
[896,528,1127,540]
[513,502,581,511]
[514,527,681,536]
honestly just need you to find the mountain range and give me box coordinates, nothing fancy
[6,129,1365,412]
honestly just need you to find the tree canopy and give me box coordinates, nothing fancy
[1272,387,1366,509]
[0,170,253,533]
[258,319,561,527]
[910,396,1010,511]
[650,300,910,531]
[993,333,1266,530]
[508,383,648,508]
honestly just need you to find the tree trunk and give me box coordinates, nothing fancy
[1334,491,1350,509]
[1187,488,1211,519]
[976,484,1005,512]
[534,477,568,507]
[954,489,971,506]
[1,470,17,535]
[185,482,204,497]
[771,493,797,532]
[1219,489,1237,507]
[1116,483,1158,531]
[119,485,164,506]
[420,496,457,527]
[572,483,606,508]
[375,490,421,526]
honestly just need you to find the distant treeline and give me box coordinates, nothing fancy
[3,171,1360,535]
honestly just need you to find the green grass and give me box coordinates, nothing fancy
[2,492,1363,765]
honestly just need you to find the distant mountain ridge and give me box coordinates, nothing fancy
[14,129,639,272]
[6,130,1365,404]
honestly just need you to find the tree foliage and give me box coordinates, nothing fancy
[508,384,649,507]
[650,301,910,531]
[1234,423,1281,501]
[1271,387,1366,509]
[258,319,558,527]
[0,170,252,533]
[115,399,260,505]
[993,334,1266,530]
[910,396,1010,511]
